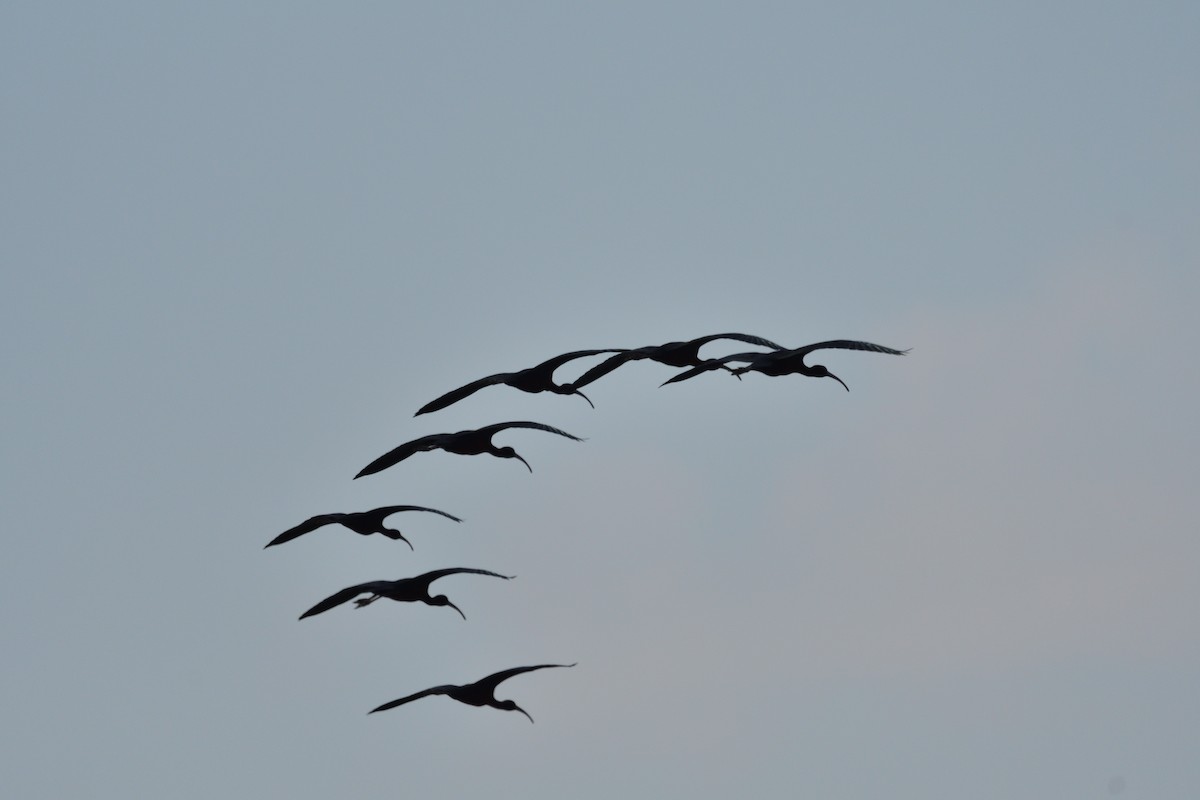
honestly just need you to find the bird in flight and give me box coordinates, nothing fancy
[355,421,584,478]
[299,568,514,620]
[415,348,627,416]
[566,332,784,390]
[265,505,462,549]
[368,663,576,722]
[661,339,910,391]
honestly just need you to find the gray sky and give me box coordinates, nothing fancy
[3,3,1198,797]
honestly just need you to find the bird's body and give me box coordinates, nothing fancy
[415,348,627,416]
[355,421,584,478]
[265,505,462,549]
[368,663,576,722]
[567,332,784,390]
[661,339,910,391]
[299,567,513,620]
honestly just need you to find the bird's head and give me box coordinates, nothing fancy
[428,595,466,619]
[385,528,415,550]
[810,364,849,391]
[497,699,534,723]
[496,446,532,472]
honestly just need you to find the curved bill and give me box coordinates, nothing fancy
[447,600,466,620]
[574,388,595,409]
[514,453,532,473]
[828,372,850,392]
[513,703,534,723]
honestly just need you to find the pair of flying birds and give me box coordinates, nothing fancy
[270,332,907,720]
[356,333,909,479]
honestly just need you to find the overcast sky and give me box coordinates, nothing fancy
[3,3,1199,798]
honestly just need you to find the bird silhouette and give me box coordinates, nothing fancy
[355,421,584,479]
[368,663,576,722]
[661,339,910,391]
[415,348,627,416]
[299,568,514,620]
[566,332,784,390]
[265,505,462,549]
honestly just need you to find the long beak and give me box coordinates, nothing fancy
[514,704,534,723]
[574,388,595,409]
[515,453,532,473]
[447,601,466,620]
[829,372,850,392]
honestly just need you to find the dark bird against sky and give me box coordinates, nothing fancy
[661,339,909,391]
[264,505,462,549]
[566,332,784,390]
[355,421,584,478]
[368,663,576,722]
[415,348,627,416]
[299,568,514,620]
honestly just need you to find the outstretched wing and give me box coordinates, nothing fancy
[355,433,447,479]
[415,372,513,416]
[264,514,341,548]
[368,685,455,714]
[473,663,577,696]
[567,350,648,390]
[685,332,786,350]
[299,581,390,619]
[659,352,764,386]
[795,339,910,358]
[413,567,515,588]
[372,505,464,524]
[479,421,585,442]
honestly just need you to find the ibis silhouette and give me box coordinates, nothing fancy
[661,339,909,391]
[566,332,784,390]
[368,663,576,722]
[415,348,626,416]
[265,505,462,549]
[355,421,584,478]
[299,568,513,620]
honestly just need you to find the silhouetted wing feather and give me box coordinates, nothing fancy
[355,433,449,479]
[567,351,648,389]
[299,581,392,619]
[415,373,514,416]
[479,421,584,441]
[686,332,786,350]
[371,505,463,523]
[531,348,628,376]
[473,663,577,695]
[413,567,515,587]
[795,339,910,357]
[368,685,455,714]
[264,514,341,548]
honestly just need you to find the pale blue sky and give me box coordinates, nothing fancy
[3,3,1198,798]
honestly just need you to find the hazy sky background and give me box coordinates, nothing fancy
[3,3,1198,798]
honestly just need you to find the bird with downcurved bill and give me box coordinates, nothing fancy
[566,332,784,390]
[264,505,462,549]
[661,339,910,391]
[298,568,513,620]
[368,663,576,722]
[415,348,627,416]
[355,421,583,479]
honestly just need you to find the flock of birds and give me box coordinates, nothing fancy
[266,332,908,722]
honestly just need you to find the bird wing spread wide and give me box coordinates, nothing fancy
[415,373,512,416]
[473,663,576,695]
[355,434,446,478]
[264,514,339,547]
[373,505,463,523]
[369,685,455,714]
[415,567,514,586]
[299,582,389,619]
[795,339,910,357]
[479,421,584,441]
